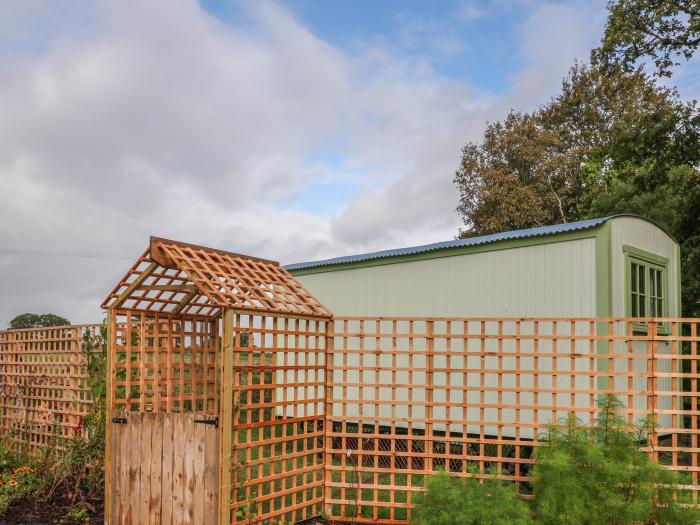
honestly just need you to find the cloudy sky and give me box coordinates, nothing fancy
[1,0,698,326]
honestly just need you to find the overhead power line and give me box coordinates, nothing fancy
[0,248,133,260]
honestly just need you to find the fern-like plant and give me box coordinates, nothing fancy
[534,395,700,525]
[410,470,532,525]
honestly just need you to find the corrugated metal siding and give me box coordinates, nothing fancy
[296,238,597,317]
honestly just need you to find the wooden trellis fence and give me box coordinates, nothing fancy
[0,313,698,524]
[3,238,700,524]
[0,324,102,452]
[324,317,700,523]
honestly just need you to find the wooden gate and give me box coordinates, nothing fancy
[109,411,219,525]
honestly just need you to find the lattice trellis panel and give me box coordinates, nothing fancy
[224,312,328,525]
[102,238,331,318]
[325,317,700,523]
[0,324,101,452]
[110,310,219,413]
[104,249,219,316]
[155,240,331,318]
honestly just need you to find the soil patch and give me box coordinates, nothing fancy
[0,493,102,525]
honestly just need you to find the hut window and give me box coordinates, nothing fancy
[623,246,669,333]
[649,267,664,317]
[630,262,646,317]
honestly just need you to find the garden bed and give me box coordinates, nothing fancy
[0,493,102,525]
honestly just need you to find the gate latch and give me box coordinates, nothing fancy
[112,417,127,424]
[194,416,219,428]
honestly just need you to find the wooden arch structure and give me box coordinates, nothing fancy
[102,236,330,318]
[103,237,331,525]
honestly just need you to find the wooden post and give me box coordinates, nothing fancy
[324,319,334,517]
[648,320,659,461]
[219,308,235,525]
[425,320,434,473]
[104,309,115,525]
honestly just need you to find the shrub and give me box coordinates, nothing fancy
[533,395,700,525]
[410,470,532,525]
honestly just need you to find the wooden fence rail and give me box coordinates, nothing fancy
[0,324,102,452]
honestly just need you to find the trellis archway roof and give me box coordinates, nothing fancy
[102,236,331,318]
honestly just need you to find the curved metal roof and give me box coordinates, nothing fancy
[285,216,616,271]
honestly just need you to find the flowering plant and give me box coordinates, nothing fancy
[0,464,38,515]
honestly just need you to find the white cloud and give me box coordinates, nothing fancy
[510,2,605,103]
[330,0,605,247]
[0,0,607,325]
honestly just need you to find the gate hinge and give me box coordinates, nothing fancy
[194,416,219,428]
[112,417,127,424]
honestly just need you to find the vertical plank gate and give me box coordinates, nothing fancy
[110,411,219,525]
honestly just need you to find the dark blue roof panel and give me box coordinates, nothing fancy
[285,216,613,271]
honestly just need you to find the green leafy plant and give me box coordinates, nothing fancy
[0,443,26,474]
[0,465,39,515]
[62,506,89,523]
[533,395,700,525]
[409,470,532,525]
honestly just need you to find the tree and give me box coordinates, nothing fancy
[593,0,700,77]
[454,63,700,315]
[410,470,532,525]
[455,111,582,235]
[9,313,71,329]
[533,395,699,524]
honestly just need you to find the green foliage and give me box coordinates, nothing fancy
[412,398,700,525]
[454,61,700,315]
[533,395,700,525]
[62,506,89,522]
[235,496,290,525]
[9,313,71,329]
[0,443,27,474]
[593,0,700,77]
[0,465,39,516]
[410,470,533,525]
[0,427,34,515]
